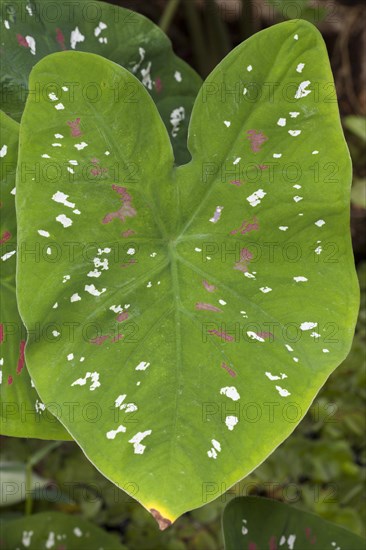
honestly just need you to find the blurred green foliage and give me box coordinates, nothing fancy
[344,116,366,209]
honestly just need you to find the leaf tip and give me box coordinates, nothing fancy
[150,508,172,531]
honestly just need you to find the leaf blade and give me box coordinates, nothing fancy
[16,20,358,523]
[0,110,70,439]
[223,497,366,550]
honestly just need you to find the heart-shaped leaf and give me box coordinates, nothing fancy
[16,20,358,525]
[0,111,70,439]
[0,511,126,549]
[0,0,202,164]
[223,497,365,550]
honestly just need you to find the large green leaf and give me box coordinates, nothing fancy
[0,511,126,549]
[16,20,358,525]
[0,0,202,164]
[223,497,366,549]
[0,110,70,439]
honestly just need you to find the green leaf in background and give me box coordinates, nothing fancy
[0,0,202,164]
[16,20,358,525]
[0,511,126,549]
[222,496,366,549]
[0,111,70,440]
[351,178,366,209]
[343,116,366,143]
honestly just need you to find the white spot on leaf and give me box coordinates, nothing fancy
[74,142,88,150]
[129,430,152,454]
[225,416,238,431]
[260,286,272,293]
[56,214,72,228]
[300,322,318,331]
[85,284,106,297]
[70,26,85,49]
[220,386,240,401]
[71,372,100,391]
[294,80,311,99]
[247,331,264,342]
[266,372,287,380]
[1,250,16,261]
[52,191,75,209]
[135,361,150,371]
[247,189,266,207]
[106,425,126,439]
[276,385,291,397]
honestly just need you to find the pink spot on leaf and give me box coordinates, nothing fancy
[67,118,82,138]
[0,324,4,344]
[16,34,29,48]
[208,329,234,342]
[16,341,26,374]
[305,527,316,544]
[121,259,137,268]
[7,375,13,385]
[112,333,124,343]
[117,312,129,322]
[269,536,277,550]
[90,335,109,345]
[103,185,137,225]
[56,28,66,50]
[203,280,216,292]
[90,158,108,177]
[234,248,253,273]
[121,229,136,238]
[113,185,132,200]
[0,231,11,244]
[247,129,268,152]
[221,362,237,377]
[195,303,222,312]
[230,216,259,236]
[256,331,273,340]
[229,180,243,186]
[248,543,257,550]
[155,77,163,93]
[259,164,268,170]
